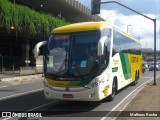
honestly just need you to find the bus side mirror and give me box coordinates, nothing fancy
[98,37,107,56]
[33,41,47,59]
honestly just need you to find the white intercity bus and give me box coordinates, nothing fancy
[34,21,142,101]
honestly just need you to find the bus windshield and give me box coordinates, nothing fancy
[45,34,69,74]
[45,31,100,80]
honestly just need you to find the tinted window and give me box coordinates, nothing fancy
[113,30,141,56]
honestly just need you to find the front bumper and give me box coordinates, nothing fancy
[43,82,103,101]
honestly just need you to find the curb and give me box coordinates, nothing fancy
[120,74,160,111]
[112,74,160,120]
[0,74,43,82]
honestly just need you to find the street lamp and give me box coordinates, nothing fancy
[127,25,131,33]
[40,4,45,41]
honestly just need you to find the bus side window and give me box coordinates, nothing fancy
[113,30,121,56]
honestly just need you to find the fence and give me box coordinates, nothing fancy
[0,55,3,73]
[0,55,42,75]
[0,56,22,74]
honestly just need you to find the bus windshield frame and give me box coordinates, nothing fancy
[44,30,101,80]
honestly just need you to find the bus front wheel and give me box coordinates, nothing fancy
[108,80,116,101]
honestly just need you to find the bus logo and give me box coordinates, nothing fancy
[65,87,70,92]
[113,60,119,65]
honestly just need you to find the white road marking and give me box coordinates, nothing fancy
[1,88,50,120]
[27,101,58,112]
[0,88,43,101]
[0,86,8,89]
[100,78,153,120]
[2,101,58,120]
[141,77,152,78]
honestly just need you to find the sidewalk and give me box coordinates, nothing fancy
[116,77,160,120]
[0,73,43,84]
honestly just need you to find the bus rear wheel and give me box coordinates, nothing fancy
[132,72,138,86]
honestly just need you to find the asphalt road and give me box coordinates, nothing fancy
[0,70,160,120]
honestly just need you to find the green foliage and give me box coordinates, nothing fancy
[0,0,69,35]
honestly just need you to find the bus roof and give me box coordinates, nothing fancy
[52,21,111,34]
[52,21,140,43]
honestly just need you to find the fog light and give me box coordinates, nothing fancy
[45,92,50,97]
[89,93,96,98]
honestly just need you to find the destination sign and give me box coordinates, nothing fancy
[54,35,69,40]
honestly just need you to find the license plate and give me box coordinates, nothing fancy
[63,94,73,98]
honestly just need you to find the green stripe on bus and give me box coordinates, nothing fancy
[120,53,131,80]
[68,78,93,86]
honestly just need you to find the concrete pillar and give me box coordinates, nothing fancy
[22,39,30,67]
[9,43,12,56]
[26,43,30,66]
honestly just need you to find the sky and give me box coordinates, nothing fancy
[77,0,160,50]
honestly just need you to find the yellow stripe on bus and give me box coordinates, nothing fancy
[47,79,70,87]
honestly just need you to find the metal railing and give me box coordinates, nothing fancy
[0,56,22,74]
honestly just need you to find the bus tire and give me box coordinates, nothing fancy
[108,79,117,101]
[132,72,138,86]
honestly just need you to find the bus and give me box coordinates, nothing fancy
[34,21,142,101]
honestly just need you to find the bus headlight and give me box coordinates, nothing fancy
[84,80,103,89]
[43,81,49,87]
